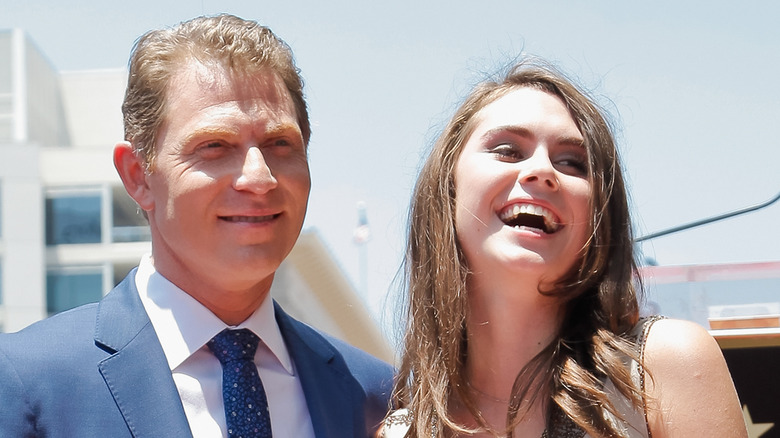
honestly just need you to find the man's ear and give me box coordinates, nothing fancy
[114,141,154,211]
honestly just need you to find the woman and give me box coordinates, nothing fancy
[381,61,746,437]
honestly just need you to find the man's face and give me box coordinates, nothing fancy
[139,61,310,305]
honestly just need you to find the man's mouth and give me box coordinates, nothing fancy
[219,214,279,223]
[498,203,561,234]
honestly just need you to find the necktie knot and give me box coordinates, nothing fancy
[208,328,260,365]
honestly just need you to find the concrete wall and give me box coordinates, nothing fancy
[0,143,45,332]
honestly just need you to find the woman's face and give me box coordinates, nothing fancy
[454,87,592,285]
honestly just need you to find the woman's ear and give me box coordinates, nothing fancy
[113,141,154,212]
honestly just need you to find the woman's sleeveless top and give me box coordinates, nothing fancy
[380,316,662,438]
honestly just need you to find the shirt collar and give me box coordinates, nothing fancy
[135,254,295,375]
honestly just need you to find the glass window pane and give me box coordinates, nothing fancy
[0,33,11,94]
[113,262,136,286]
[0,96,11,113]
[46,269,102,315]
[111,186,150,242]
[0,119,10,143]
[46,194,101,245]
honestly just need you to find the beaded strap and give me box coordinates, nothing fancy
[637,315,664,438]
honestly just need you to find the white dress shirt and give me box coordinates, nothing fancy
[135,255,316,438]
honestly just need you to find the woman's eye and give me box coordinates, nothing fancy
[555,156,588,175]
[492,144,523,161]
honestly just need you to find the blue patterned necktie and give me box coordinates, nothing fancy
[208,329,272,438]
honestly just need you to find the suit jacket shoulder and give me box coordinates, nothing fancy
[0,272,394,438]
[274,302,394,438]
[0,270,191,438]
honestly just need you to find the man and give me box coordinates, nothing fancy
[0,14,392,437]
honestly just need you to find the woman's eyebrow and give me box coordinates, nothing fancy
[480,125,533,141]
[481,125,584,147]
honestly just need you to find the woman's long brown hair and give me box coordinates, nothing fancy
[392,60,643,437]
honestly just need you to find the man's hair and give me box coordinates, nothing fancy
[121,14,310,167]
[394,59,642,437]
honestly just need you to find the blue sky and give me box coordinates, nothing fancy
[3,1,779,331]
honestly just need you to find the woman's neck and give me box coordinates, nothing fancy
[456,280,559,437]
[463,272,563,404]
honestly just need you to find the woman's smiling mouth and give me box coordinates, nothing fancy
[498,203,561,234]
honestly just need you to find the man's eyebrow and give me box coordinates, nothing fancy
[265,122,302,138]
[178,122,302,146]
[180,126,241,145]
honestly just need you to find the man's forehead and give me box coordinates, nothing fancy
[171,60,284,95]
[164,60,297,122]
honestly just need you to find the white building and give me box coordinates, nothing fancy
[0,29,392,362]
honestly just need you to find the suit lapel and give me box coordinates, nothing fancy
[275,303,361,438]
[95,271,193,438]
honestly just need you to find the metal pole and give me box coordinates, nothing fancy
[353,202,370,296]
[635,190,780,243]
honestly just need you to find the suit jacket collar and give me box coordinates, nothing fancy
[95,269,193,438]
[274,302,362,438]
[91,272,363,438]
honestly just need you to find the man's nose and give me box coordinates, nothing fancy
[233,146,278,193]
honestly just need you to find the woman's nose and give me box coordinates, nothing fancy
[518,147,559,191]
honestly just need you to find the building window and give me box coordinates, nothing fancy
[45,191,101,245]
[111,185,150,242]
[0,119,11,143]
[113,261,137,286]
[0,94,11,143]
[46,266,103,315]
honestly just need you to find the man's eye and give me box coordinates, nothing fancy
[196,142,228,158]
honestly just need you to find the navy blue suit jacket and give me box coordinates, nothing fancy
[0,270,393,437]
